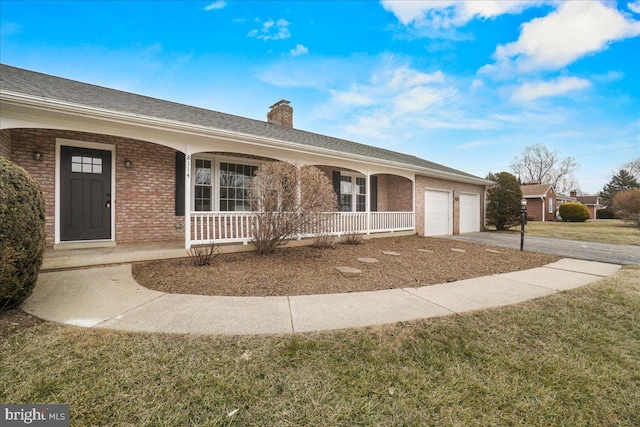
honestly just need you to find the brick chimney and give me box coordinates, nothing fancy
[267,100,293,128]
[570,190,577,198]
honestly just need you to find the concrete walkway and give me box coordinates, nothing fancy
[441,232,640,266]
[22,259,620,335]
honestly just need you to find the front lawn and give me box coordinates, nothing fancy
[2,267,639,426]
[523,219,639,245]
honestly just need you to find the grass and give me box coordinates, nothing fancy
[523,219,640,245]
[2,268,639,426]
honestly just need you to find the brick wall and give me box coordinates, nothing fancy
[6,129,184,247]
[377,174,412,212]
[415,175,486,235]
[0,129,11,158]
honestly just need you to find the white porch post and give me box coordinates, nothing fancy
[184,145,192,249]
[365,173,371,235]
[412,175,416,230]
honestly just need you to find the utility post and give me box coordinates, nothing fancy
[520,198,527,251]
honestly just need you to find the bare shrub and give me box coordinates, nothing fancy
[187,243,219,266]
[341,231,364,245]
[612,188,640,229]
[312,233,336,249]
[249,162,337,255]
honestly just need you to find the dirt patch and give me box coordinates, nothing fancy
[132,235,559,297]
[0,308,45,340]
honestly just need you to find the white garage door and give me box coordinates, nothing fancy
[424,190,452,236]
[460,193,480,233]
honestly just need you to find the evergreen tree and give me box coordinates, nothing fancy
[485,172,523,230]
[600,169,639,207]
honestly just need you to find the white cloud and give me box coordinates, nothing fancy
[290,44,308,57]
[470,79,484,90]
[331,89,375,107]
[511,76,592,102]
[204,1,226,11]
[484,1,640,75]
[380,0,544,29]
[629,1,640,14]
[248,19,291,41]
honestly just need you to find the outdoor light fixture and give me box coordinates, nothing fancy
[32,151,43,161]
[520,198,528,251]
[124,159,132,169]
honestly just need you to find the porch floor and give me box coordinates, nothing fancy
[43,242,186,271]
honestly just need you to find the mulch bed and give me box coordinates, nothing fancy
[132,235,559,297]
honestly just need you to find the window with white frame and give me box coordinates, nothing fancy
[193,157,259,212]
[219,162,258,211]
[194,159,213,211]
[548,197,554,214]
[339,174,366,212]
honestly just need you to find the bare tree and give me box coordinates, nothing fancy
[623,157,640,181]
[249,162,337,255]
[510,144,579,195]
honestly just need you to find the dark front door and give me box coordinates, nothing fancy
[60,146,112,241]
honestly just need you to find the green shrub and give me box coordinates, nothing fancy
[596,208,615,219]
[558,202,590,222]
[0,156,46,312]
[485,172,523,230]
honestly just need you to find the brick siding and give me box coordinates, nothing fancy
[0,129,11,158]
[415,175,486,236]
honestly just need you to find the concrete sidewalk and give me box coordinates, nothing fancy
[22,259,620,335]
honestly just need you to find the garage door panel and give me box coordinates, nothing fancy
[425,190,452,236]
[460,193,480,234]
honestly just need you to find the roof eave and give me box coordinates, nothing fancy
[1,90,491,186]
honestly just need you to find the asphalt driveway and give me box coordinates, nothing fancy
[440,232,640,266]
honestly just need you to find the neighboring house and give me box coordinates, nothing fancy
[571,191,603,219]
[0,64,491,251]
[521,184,557,222]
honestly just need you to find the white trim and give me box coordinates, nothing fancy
[2,91,491,186]
[55,138,116,244]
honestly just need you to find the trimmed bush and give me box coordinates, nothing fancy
[558,202,590,222]
[596,208,615,219]
[0,157,46,312]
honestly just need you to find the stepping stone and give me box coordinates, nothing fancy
[335,266,362,277]
[485,249,501,254]
[417,249,433,253]
[450,248,466,253]
[358,257,379,263]
[383,251,401,256]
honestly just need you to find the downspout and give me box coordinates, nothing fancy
[541,196,545,222]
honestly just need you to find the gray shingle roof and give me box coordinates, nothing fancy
[1,63,486,182]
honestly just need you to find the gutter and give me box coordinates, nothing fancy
[1,90,492,186]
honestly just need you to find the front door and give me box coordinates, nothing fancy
[60,146,112,241]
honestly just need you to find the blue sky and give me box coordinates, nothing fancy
[1,0,639,194]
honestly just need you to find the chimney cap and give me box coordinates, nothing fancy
[269,99,291,109]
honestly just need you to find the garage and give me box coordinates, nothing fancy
[424,190,452,236]
[459,193,480,233]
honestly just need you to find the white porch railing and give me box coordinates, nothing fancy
[189,211,414,246]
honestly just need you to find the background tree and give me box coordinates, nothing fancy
[510,144,578,195]
[485,171,523,230]
[622,157,640,181]
[249,162,337,255]
[612,188,640,229]
[600,169,639,207]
